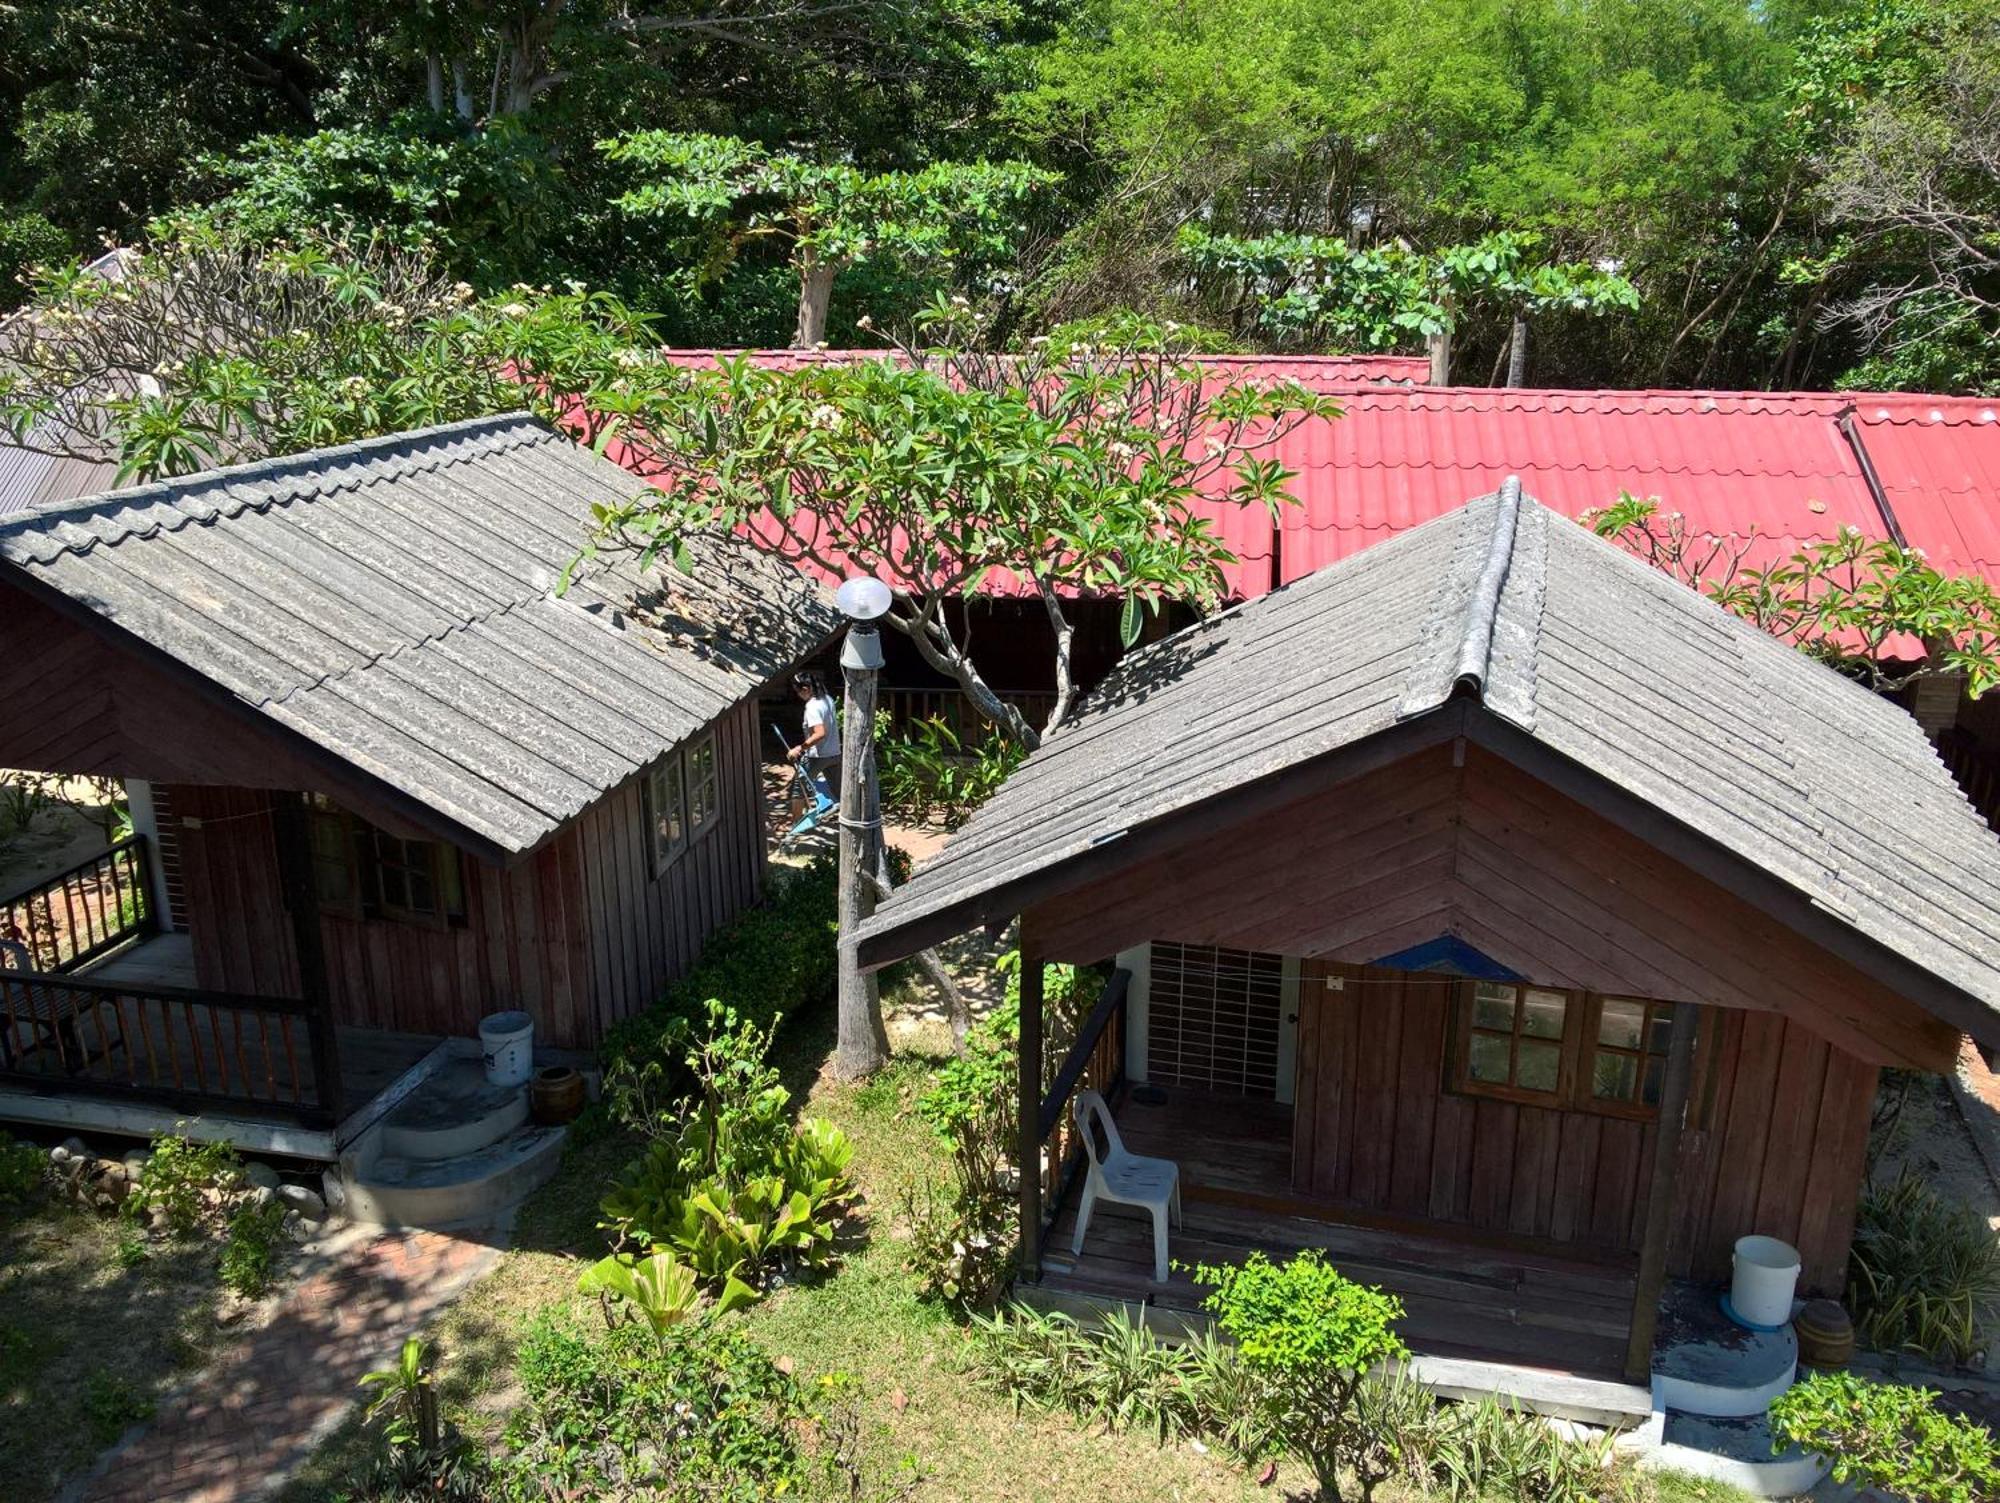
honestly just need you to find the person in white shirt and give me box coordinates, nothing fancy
[789,671,841,809]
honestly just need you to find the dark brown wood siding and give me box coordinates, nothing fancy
[1289,960,1877,1292]
[163,700,769,1048]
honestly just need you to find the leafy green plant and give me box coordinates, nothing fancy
[578,1248,753,1338]
[601,1000,855,1293]
[1847,1172,2000,1364]
[0,1133,46,1208]
[877,712,1026,830]
[123,1132,240,1238]
[360,1337,441,1455]
[1194,1249,1409,1502]
[218,1195,288,1298]
[502,1314,816,1502]
[902,1169,1015,1314]
[1410,1392,1621,1503]
[600,856,838,1130]
[970,1304,1205,1440]
[1770,1371,1999,1503]
[81,1368,154,1446]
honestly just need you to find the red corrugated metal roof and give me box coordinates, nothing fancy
[587,352,2000,602]
[1846,394,2000,582]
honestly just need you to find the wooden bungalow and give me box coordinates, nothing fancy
[0,414,834,1156]
[853,481,2000,1390]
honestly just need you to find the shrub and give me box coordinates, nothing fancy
[0,1132,46,1207]
[903,1170,1015,1313]
[1409,1392,1620,1503]
[1849,1171,2000,1365]
[600,1001,854,1294]
[970,1304,1206,1442]
[877,712,1025,831]
[1194,1249,1409,1503]
[82,1368,154,1446]
[219,1196,288,1298]
[1769,1371,1999,1503]
[601,857,839,1130]
[501,1315,815,1501]
[124,1133,240,1238]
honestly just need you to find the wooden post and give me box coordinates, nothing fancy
[834,623,891,1080]
[1506,314,1530,387]
[270,794,342,1120]
[1624,1001,1702,1380]
[1017,935,1044,1283]
[1427,328,1452,386]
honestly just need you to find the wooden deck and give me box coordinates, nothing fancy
[1037,1086,1640,1380]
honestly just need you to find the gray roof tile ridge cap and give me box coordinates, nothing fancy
[1451,475,1523,694]
[265,588,555,709]
[0,411,549,560]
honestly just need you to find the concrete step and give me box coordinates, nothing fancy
[379,1058,528,1163]
[343,1123,567,1230]
[1652,1284,1799,1417]
[1646,1411,1829,1499]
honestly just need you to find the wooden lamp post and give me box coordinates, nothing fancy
[833,576,894,1080]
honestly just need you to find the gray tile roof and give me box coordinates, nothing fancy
[0,414,836,856]
[859,482,2000,1031]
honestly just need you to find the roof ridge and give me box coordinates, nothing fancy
[1,411,546,536]
[1451,476,1523,694]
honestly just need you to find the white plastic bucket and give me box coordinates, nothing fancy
[478,1011,535,1088]
[1730,1235,1802,1329]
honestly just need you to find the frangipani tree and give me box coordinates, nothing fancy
[1588,493,2000,697]
[579,305,1342,744]
[598,132,1056,347]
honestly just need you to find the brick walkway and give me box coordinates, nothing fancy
[71,1225,502,1503]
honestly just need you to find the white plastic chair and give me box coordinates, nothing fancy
[1071,1088,1182,1283]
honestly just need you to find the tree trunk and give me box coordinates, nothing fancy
[451,61,475,121]
[1506,315,1530,387]
[866,866,971,1044]
[1426,328,1452,385]
[892,608,1042,749]
[794,258,838,348]
[426,55,447,113]
[835,644,891,1080]
[1038,580,1077,733]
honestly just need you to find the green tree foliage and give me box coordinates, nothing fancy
[1590,493,2000,697]
[600,132,1057,345]
[1178,228,1637,360]
[579,307,1340,742]
[1769,1371,1998,1503]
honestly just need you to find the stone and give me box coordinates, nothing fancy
[277,1184,326,1221]
[94,1158,126,1182]
[319,1169,347,1214]
[122,1147,151,1172]
[243,1161,281,1192]
[243,1185,275,1210]
[57,1136,87,1160]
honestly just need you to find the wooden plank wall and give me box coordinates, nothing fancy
[163,700,770,1048]
[1290,960,1878,1290]
[571,699,767,1039]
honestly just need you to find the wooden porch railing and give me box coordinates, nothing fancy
[1033,967,1132,1241]
[0,835,155,973]
[879,685,1059,740]
[0,970,338,1127]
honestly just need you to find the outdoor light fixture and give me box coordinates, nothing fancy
[835,576,890,670]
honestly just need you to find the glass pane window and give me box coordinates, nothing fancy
[649,756,686,873]
[371,832,438,919]
[1589,997,1675,1107]
[305,796,358,912]
[1461,982,1569,1101]
[685,735,719,835]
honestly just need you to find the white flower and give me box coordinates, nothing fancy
[497,301,530,318]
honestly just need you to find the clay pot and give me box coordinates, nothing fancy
[1795,1298,1856,1368]
[529,1066,585,1125]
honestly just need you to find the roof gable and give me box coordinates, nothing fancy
[858,483,2000,1044]
[0,415,837,856]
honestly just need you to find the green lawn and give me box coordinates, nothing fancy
[0,1194,245,1502]
[278,995,1759,1503]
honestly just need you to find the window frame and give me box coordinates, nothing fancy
[1448,981,1677,1121]
[1449,980,1576,1108]
[644,732,722,879]
[298,794,465,929]
[1577,995,1677,1121]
